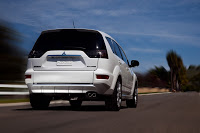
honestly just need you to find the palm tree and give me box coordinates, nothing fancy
[166,50,184,92]
[149,66,169,82]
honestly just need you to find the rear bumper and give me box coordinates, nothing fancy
[27,83,113,95]
[25,68,115,95]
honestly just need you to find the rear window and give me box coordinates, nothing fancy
[28,29,108,58]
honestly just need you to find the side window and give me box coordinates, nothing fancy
[112,40,123,60]
[106,37,115,54]
[119,46,129,65]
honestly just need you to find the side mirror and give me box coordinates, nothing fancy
[131,60,139,67]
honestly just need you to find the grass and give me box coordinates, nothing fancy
[138,87,169,94]
[0,87,28,92]
[0,80,25,85]
[0,98,29,104]
[138,92,167,94]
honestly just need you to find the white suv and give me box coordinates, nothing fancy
[25,29,139,111]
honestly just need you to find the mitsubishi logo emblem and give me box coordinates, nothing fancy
[62,52,66,56]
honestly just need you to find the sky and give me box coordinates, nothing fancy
[0,0,200,72]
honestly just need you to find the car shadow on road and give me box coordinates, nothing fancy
[14,105,128,112]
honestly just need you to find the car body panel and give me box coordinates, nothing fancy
[25,29,138,100]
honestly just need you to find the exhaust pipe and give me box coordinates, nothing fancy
[92,93,96,98]
[88,92,97,98]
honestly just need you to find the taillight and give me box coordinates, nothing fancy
[96,75,109,79]
[25,75,31,79]
[85,50,108,59]
[97,50,108,58]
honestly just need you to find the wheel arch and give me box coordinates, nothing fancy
[130,74,138,96]
[110,65,122,90]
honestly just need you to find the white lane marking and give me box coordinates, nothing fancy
[0,92,29,95]
[0,100,69,107]
[0,84,27,88]
[0,102,30,107]
[139,92,172,96]
[51,100,69,104]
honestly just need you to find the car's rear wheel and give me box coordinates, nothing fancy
[30,94,51,109]
[105,79,122,111]
[126,86,138,108]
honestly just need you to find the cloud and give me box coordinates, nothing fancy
[129,47,161,53]
[108,30,198,40]
[0,0,199,72]
[108,30,200,47]
[91,9,137,16]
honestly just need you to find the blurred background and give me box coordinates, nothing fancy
[0,22,26,84]
[0,0,200,103]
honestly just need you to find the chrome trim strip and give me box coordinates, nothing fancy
[33,84,94,87]
[48,55,81,58]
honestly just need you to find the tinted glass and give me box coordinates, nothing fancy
[119,46,129,65]
[112,40,123,60]
[106,37,115,54]
[29,29,107,58]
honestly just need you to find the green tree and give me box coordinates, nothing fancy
[149,66,169,83]
[184,65,200,92]
[166,50,187,92]
[137,66,169,88]
[178,64,188,91]
[190,73,200,92]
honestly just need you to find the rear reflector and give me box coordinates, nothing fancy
[96,75,109,79]
[25,75,31,79]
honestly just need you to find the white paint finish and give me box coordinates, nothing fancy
[31,89,42,93]
[54,89,69,93]
[110,66,121,90]
[25,29,138,100]
[33,71,94,83]
[32,51,98,71]
[68,90,83,93]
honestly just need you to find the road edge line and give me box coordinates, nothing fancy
[139,92,172,96]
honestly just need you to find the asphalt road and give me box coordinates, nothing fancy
[0,92,199,133]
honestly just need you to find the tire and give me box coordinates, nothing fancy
[105,79,122,111]
[30,94,51,109]
[69,100,82,108]
[126,86,138,108]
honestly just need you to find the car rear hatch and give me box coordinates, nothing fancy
[28,29,108,84]
[32,50,98,71]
